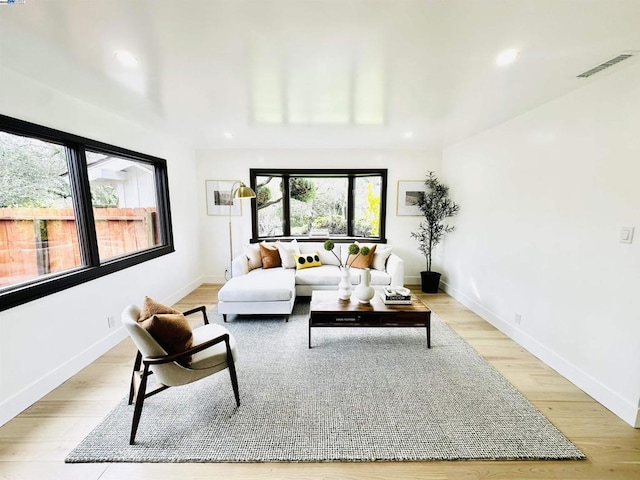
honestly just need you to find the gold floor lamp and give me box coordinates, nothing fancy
[227,181,256,280]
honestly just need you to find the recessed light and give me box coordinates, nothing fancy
[114,50,138,67]
[223,132,233,139]
[496,49,519,66]
[403,131,413,139]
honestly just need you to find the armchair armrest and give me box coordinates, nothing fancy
[386,253,404,287]
[182,305,209,325]
[144,334,230,366]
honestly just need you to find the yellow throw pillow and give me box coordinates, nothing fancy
[294,252,322,270]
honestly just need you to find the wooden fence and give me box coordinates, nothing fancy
[0,207,158,288]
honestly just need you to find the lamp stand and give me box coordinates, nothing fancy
[226,181,240,281]
[225,181,256,281]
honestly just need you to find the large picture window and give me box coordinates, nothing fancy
[250,169,387,242]
[0,114,174,312]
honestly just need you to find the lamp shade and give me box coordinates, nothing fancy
[234,183,256,199]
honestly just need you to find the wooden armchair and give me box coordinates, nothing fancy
[122,305,240,444]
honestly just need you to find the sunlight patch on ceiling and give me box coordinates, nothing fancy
[250,39,386,126]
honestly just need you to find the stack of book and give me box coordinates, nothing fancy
[381,287,412,305]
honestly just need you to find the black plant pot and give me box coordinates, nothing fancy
[420,271,441,293]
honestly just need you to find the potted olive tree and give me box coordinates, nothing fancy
[410,171,459,293]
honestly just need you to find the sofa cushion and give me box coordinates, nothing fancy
[295,265,359,286]
[219,268,295,302]
[369,268,392,285]
[294,252,322,270]
[372,246,392,271]
[277,239,300,269]
[245,243,262,270]
[260,242,281,269]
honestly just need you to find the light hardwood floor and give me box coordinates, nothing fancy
[1,285,638,480]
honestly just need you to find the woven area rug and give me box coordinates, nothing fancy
[66,299,584,463]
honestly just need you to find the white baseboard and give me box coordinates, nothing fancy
[0,327,127,427]
[202,274,226,284]
[440,280,639,428]
[162,276,205,305]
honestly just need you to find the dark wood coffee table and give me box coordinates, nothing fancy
[308,290,431,348]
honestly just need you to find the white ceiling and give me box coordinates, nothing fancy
[1,0,639,150]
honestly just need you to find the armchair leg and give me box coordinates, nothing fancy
[222,314,227,322]
[229,362,240,407]
[225,339,240,407]
[130,364,150,445]
[128,351,143,405]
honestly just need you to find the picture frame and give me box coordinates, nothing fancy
[206,180,241,216]
[397,180,426,216]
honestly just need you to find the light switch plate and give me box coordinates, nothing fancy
[620,227,634,244]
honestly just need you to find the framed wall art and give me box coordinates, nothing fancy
[396,180,426,216]
[206,180,241,216]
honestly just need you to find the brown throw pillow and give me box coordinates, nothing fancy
[260,242,281,269]
[139,296,181,322]
[138,313,194,365]
[348,244,377,269]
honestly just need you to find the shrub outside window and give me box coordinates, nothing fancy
[0,114,174,312]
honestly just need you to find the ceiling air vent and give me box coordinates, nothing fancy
[577,52,634,78]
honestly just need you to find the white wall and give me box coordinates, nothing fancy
[441,62,640,427]
[196,149,441,283]
[0,68,203,425]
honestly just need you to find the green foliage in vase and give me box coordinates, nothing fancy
[323,240,371,268]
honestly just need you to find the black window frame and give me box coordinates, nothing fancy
[0,114,174,312]
[250,168,387,243]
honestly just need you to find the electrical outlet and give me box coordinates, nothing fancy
[620,226,634,244]
[107,316,115,328]
[514,313,522,325]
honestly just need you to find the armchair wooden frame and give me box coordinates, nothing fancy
[127,306,240,445]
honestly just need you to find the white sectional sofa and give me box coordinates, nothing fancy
[217,240,404,321]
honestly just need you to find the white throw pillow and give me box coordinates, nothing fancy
[372,246,392,271]
[276,239,300,269]
[245,243,262,270]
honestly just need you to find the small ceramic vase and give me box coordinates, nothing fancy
[355,268,375,304]
[338,266,352,300]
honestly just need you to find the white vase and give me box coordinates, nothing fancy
[338,266,352,300]
[355,268,375,304]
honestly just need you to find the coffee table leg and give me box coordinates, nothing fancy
[308,322,312,349]
[426,318,431,349]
